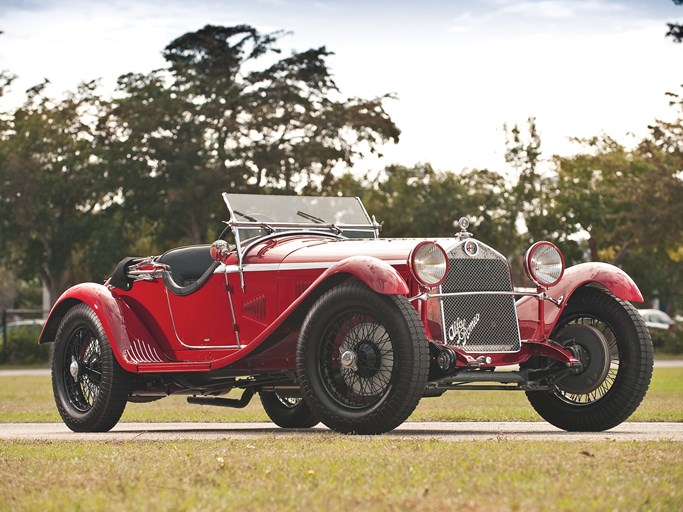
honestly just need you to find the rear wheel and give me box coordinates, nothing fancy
[52,303,131,432]
[297,281,429,434]
[525,287,653,431]
[259,391,318,428]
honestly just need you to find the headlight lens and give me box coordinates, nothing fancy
[524,241,565,288]
[409,242,449,287]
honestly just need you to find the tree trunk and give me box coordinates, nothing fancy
[588,236,599,262]
[612,239,637,267]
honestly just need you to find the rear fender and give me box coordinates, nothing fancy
[516,262,643,340]
[39,283,162,373]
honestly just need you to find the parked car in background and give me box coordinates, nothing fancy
[637,309,676,331]
[39,193,654,435]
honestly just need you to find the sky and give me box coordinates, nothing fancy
[1,0,682,175]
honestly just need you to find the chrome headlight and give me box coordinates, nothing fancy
[524,241,565,288]
[409,242,449,287]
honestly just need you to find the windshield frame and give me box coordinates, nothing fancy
[220,193,381,288]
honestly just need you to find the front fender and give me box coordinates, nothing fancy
[39,283,159,373]
[317,255,409,295]
[516,262,643,340]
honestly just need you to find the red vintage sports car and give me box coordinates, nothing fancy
[40,193,654,434]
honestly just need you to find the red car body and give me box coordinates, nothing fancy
[40,193,653,434]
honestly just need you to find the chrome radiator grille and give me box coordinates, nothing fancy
[440,241,521,353]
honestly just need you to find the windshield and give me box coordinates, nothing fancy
[222,193,378,240]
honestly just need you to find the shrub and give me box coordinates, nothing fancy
[651,327,683,355]
[0,324,51,365]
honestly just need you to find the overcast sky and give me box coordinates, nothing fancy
[1,0,682,174]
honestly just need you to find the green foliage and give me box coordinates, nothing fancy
[0,23,681,316]
[0,325,50,365]
[0,24,400,300]
[651,328,683,354]
[543,89,683,311]
[0,80,129,301]
[104,25,399,249]
[341,163,516,249]
[667,0,683,42]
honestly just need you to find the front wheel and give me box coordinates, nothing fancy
[259,391,319,428]
[525,287,653,431]
[297,281,429,434]
[52,303,131,432]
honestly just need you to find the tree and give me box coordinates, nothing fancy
[547,120,683,311]
[503,117,550,243]
[551,137,646,264]
[104,25,400,248]
[0,24,401,303]
[0,81,126,304]
[343,164,516,248]
[666,0,683,43]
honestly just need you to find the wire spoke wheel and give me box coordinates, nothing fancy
[322,313,395,408]
[525,287,654,432]
[259,391,319,429]
[52,303,131,432]
[552,316,619,405]
[297,281,429,434]
[276,395,303,408]
[62,327,103,412]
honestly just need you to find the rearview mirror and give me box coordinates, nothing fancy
[210,240,230,263]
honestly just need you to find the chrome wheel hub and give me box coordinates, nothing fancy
[69,356,79,382]
[340,350,358,372]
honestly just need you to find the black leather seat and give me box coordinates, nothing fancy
[157,245,220,296]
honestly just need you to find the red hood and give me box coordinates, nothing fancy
[239,235,455,267]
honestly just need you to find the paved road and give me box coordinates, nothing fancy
[0,421,681,442]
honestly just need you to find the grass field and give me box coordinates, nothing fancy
[1,367,682,423]
[1,438,681,511]
[1,368,681,511]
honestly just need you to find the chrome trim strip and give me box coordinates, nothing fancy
[410,290,563,307]
[130,257,410,280]
[224,272,241,348]
[214,260,408,274]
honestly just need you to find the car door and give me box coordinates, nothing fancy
[165,269,240,349]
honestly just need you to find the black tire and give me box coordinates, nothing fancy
[296,281,429,434]
[51,303,131,432]
[525,287,653,431]
[259,391,319,428]
[128,396,163,403]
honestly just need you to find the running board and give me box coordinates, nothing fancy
[135,361,212,373]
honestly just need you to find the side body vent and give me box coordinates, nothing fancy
[243,294,267,322]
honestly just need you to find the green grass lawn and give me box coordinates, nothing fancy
[1,438,681,511]
[1,367,681,424]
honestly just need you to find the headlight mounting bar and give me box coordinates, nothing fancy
[409,290,564,308]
